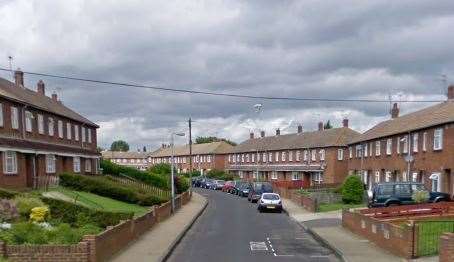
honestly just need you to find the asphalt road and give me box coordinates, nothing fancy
[167,188,339,262]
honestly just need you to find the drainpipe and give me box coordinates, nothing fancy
[407,131,412,180]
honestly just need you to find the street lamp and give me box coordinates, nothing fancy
[171,132,185,212]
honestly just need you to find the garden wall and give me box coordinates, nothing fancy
[440,232,454,262]
[0,191,192,262]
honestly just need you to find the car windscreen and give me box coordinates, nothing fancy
[377,185,394,195]
[263,194,280,200]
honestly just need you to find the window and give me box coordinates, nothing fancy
[275,152,279,162]
[256,152,260,162]
[412,172,418,182]
[246,154,249,163]
[281,151,286,162]
[311,150,316,161]
[312,172,323,184]
[369,142,373,156]
[337,149,343,160]
[88,129,92,143]
[262,153,267,162]
[66,123,71,139]
[74,125,79,141]
[251,153,254,163]
[11,107,19,129]
[430,173,441,192]
[268,152,272,162]
[3,151,17,174]
[422,132,427,151]
[413,133,418,152]
[296,151,301,161]
[271,171,278,180]
[48,117,54,136]
[85,159,91,172]
[319,149,325,161]
[58,120,63,138]
[228,155,231,163]
[241,154,244,163]
[289,151,293,162]
[364,143,368,157]
[292,172,301,181]
[0,103,3,127]
[433,128,443,150]
[386,139,392,155]
[385,171,391,182]
[25,111,33,132]
[349,147,352,159]
[378,184,394,195]
[396,137,400,154]
[403,135,409,153]
[73,157,81,173]
[46,154,56,173]
[375,141,381,156]
[303,150,308,161]
[207,156,211,163]
[82,127,86,142]
[252,171,257,179]
[239,171,243,179]
[375,171,380,183]
[37,114,44,134]
[395,184,411,195]
[355,145,362,158]
[402,171,408,182]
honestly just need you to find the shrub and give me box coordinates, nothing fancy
[14,196,46,218]
[148,163,171,175]
[412,190,429,203]
[341,175,364,204]
[41,197,133,228]
[0,199,19,222]
[30,206,50,222]
[0,188,19,199]
[206,169,237,181]
[174,176,189,194]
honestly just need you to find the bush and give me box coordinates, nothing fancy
[174,176,189,194]
[0,199,19,222]
[41,197,132,228]
[0,188,19,199]
[102,160,169,189]
[341,175,364,204]
[412,190,429,203]
[30,206,50,222]
[14,196,46,218]
[148,163,171,175]
[206,169,237,181]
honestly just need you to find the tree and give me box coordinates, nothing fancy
[110,140,130,152]
[341,175,364,204]
[143,146,147,152]
[148,163,171,175]
[195,136,237,146]
[324,120,333,129]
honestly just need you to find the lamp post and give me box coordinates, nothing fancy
[171,132,185,212]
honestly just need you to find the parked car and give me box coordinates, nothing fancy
[237,183,250,197]
[257,193,282,213]
[214,180,225,190]
[368,182,451,208]
[222,181,235,192]
[232,181,246,195]
[248,182,273,203]
[204,179,215,189]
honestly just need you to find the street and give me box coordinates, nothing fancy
[167,188,339,262]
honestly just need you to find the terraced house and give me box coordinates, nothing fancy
[227,120,360,187]
[149,141,233,174]
[0,70,100,189]
[348,85,454,194]
[101,150,150,170]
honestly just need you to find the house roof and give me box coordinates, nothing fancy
[350,101,454,144]
[101,151,149,159]
[231,127,360,153]
[0,77,98,127]
[151,141,234,157]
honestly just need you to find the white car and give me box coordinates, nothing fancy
[257,193,282,213]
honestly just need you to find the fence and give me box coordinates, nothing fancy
[106,174,171,199]
[416,220,454,256]
[359,202,454,219]
[35,175,59,190]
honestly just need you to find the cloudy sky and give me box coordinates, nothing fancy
[1,0,453,150]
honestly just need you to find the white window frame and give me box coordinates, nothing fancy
[375,171,380,183]
[433,128,443,150]
[355,145,362,158]
[251,153,255,163]
[0,103,3,127]
[85,159,91,172]
[3,151,18,174]
[304,150,309,161]
[311,150,316,161]
[412,172,418,182]
[349,147,352,159]
[429,173,441,192]
[271,171,278,180]
[385,171,391,182]
[337,149,343,160]
[11,107,19,130]
[82,127,86,142]
[45,154,56,173]
[386,139,392,155]
[246,154,249,163]
[48,117,54,136]
[25,111,33,132]
[58,120,63,138]
[66,122,72,140]
[74,125,79,141]
[241,154,244,163]
[291,171,301,181]
[275,152,279,162]
[289,151,293,162]
[37,114,44,134]
[403,136,408,153]
[296,151,301,161]
[88,128,92,143]
[319,149,325,161]
[369,142,373,156]
[396,136,400,154]
[73,157,81,173]
[413,133,418,152]
[281,151,286,162]
[268,152,272,162]
[422,132,427,151]
[375,141,381,156]
[364,143,368,157]
[263,152,267,163]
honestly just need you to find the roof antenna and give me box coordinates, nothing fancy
[7,55,13,81]
[440,74,448,95]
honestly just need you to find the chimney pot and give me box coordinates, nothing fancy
[318,122,324,131]
[37,80,45,95]
[14,69,24,87]
[260,131,265,138]
[276,128,280,136]
[51,92,58,102]
[448,85,454,100]
[297,125,303,133]
[249,132,254,139]
[390,103,399,119]
[342,118,349,128]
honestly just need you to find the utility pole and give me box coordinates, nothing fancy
[189,118,193,173]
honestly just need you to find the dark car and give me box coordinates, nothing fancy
[248,182,273,203]
[204,179,215,189]
[233,181,246,195]
[237,183,250,197]
[368,182,451,208]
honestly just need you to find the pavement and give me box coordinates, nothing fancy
[282,198,438,262]
[111,191,208,262]
[167,188,339,262]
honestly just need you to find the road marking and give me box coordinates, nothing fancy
[250,242,268,251]
[276,254,295,257]
[310,255,330,258]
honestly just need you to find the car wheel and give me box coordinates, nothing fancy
[435,198,446,203]
[386,202,400,207]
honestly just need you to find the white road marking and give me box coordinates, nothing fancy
[250,242,268,251]
[310,255,330,258]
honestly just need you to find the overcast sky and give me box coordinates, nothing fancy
[1,0,453,151]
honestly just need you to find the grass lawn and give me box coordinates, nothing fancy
[417,221,454,256]
[318,202,365,212]
[43,187,149,217]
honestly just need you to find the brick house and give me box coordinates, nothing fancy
[149,141,233,174]
[0,70,100,189]
[226,120,360,186]
[102,150,151,171]
[348,85,454,195]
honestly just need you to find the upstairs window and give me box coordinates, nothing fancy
[251,153,255,163]
[66,123,71,140]
[74,125,79,141]
[88,129,92,143]
[275,152,279,162]
[296,151,301,161]
[303,150,308,161]
[402,136,408,153]
[241,154,244,163]
[38,114,44,134]
[58,120,63,138]
[337,149,343,160]
[281,151,286,162]
[311,150,316,161]
[289,151,293,162]
[268,152,272,162]
[413,133,418,152]
[375,141,381,156]
[433,128,443,150]
[228,155,231,163]
[48,118,54,136]
[422,132,427,151]
[369,142,373,156]
[3,151,17,174]
[386,139,392,155]
[246,154,249,163]
[25,111,33,132]
[355,145,362,158]
[396,137,400,154]
[364,143,368,157]
[82,127,86,142]
[319,149,325,161]
[0,103,3,127]
[11,107,19,129]
[349,147,352,159]
[271,171,278,180]
[45,154,56,173]
[263,152,267,162]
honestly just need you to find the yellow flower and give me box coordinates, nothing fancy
[30,206,49,222]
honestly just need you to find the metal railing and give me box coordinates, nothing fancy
[416,220,454,256]
[35,175,59,191]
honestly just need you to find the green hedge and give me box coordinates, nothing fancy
[42,197,133,228]
[206,169,237,181]
[59,173,167,206]
[101,160,169,190]
[0,188,20,199]
[341,175,364,204]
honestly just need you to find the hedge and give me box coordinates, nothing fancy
[0,188,19,199]
[101,160,169,190]
[59,173,167,206]
[41,197,132,228]
[341,175,364,204]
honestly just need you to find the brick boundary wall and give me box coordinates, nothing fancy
[342,209,415,258]
[289,191,318,212]
[0,191,192,262]
[440,232,454,262]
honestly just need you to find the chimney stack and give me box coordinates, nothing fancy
[37,80,45,95]
[390,103,399,119]
[448,85,454,100]
[51,92,58,102]
[297,125,303,133]
[14,69,24,87]
[318,122,324,131]
[342,118,349,128]
[260,130,265,138]
[249,132,254,139]
[276,128,280,136]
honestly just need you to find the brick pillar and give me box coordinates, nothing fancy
[82,235,97,262]
[0,241,6,257]
[440,232,454,262]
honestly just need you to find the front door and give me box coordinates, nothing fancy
[25,154,36,188]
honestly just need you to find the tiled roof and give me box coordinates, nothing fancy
[350,101,454,144]
[231,127,360,153]
[0,77,98,127]
[101,151,149,159]
[151,141,234,157]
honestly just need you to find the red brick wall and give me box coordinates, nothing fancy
[440,232,454,262]
[0,241,90,262]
